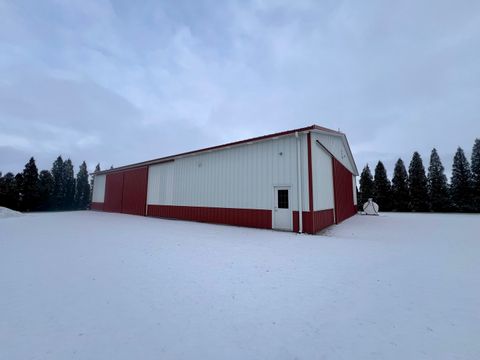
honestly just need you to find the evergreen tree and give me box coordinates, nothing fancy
[13,173,24,210]
[38,170,54,211]
[408,152,429,212]
[75,161,90,210]
[52,156,65,210]
[21,157,40,212]
[427,149,450,212]
[90,163,100,202]
[0,172,19,210]
[373,161,393,211]
[359,164,374,205]
[391,158,410,211]
[64,159,76,210]
[450,147,473,212]
[471,139,480,211]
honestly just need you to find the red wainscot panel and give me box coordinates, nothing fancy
[293,209,334,234]
[121,167,148,216]
[147,205,272,229]
[333,158,356,224]
[103,172,124,213]
[91,202,104,211]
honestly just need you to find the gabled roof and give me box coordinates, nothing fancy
[94,124,358,175]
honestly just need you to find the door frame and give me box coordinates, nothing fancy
[272,184,293,231]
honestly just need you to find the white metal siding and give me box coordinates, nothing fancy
[92,174,106,203]
[147,134,308,211]
[311,140,335,211]
[313,133,355,174]
[147,162,174,205]
[300,134,310,211]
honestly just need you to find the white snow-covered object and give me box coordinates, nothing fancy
[0,206,23,219]
[363,198,379,215]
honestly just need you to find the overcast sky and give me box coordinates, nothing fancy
[1,0,479,178]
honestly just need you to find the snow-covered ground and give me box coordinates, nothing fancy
[0,206,22,219]
[1,211,479,360]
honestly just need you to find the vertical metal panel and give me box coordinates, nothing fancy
[313,132,355,175]
[333,158,356,223]
[293,210,334,234]
[299,133,309,211]
[311,139,334,211]
[121,167,148,216]
[147,162,174,205]
[91,202,104,211]
[103,172,124,213]
[147,205,272,229]
[307,132,314,215]
[147,135,303,211]
[353,175,358,205]
[92,174,106,203]
[312,209,335,231]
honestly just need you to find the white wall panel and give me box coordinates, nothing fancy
[147,162,173,205]
[313,132,356,174]
[147,134,309,211]
[311,140,334,211]
[353,175,358,205]
[92,174,106,203]
[300,134,309,211]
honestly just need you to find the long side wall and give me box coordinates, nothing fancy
[146,134,310,230]
[90,131,356,233]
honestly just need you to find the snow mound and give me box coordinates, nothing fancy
[0,206,23,219]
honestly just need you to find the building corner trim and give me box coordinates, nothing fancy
[307,132,314,233]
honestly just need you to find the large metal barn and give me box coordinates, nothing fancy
[91,125,358,234]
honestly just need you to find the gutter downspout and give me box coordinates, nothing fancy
[296,131,303,233]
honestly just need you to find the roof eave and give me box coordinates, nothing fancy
[91,124,351,176]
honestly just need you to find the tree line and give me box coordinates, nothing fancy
[359,139,480,212]
[0,156,101,212]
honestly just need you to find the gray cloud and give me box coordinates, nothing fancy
[1,0,479,178]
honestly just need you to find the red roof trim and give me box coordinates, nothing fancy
[94,124,342,175]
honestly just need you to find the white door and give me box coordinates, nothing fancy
[273,186,293,231]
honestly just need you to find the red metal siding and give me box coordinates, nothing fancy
[103,172,124,213]
[294,210,334,234]
[91,202,104,211]
[293,211,299,233]
[333,158,356,223]
[313,209,335,231]
[121,167,148,216]
[147,205,272,229]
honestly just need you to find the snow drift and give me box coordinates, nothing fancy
[0,206,22,219]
